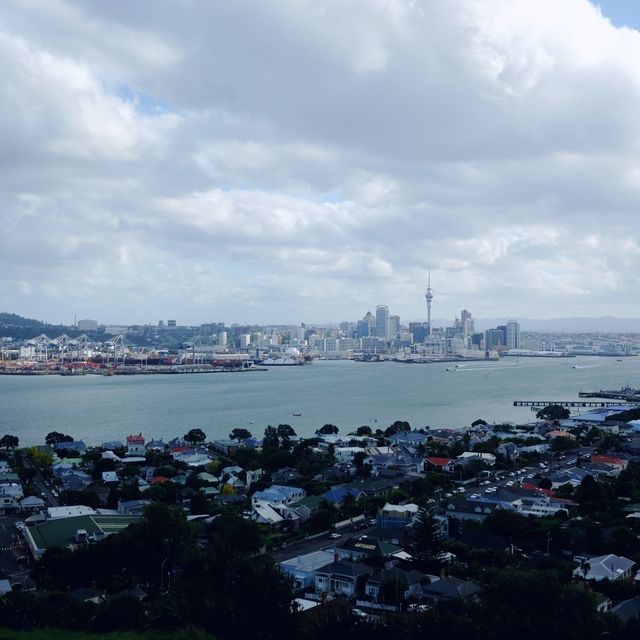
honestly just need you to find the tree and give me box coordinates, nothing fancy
[471,419,487,427]
[0,434,18,450]
[316,424,339,435]
[276,424,296,447]
[28,447,53,472]
[45,431,73,446]
[184,428,206,445]
[354,425,372,436]
[536,405,570,421]
[384,420,411,437]
[229,428,252,441]
[411,504,442,565]
[263,426,280,450]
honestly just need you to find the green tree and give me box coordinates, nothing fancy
[277,424,296,448]
[384,420,411,437]
[0,434,18,450]
[316,424,339,435]
[45,431,73,446]
[411,504,442,565]
[229,428,252,441]
[355,425,372,436]
[184,428,206,444]
[27,447,53,472]
[536,405,570,421]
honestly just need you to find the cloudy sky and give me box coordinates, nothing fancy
[1,0,639,326]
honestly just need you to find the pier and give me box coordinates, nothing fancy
[513,400,625,408]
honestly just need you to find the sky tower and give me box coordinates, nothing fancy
[425,268,433,333]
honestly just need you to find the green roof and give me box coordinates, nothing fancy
[26,514,140,552]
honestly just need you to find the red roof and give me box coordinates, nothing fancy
[127,434,145,443]
[149,476,170,484]
[521,482,556,497]
[425,457,453,467]
[591,455,626,466]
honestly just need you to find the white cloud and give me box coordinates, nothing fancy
[0,0,638,324]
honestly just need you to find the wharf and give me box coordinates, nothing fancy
[513,400,626,408]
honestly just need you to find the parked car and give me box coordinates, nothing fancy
[329,532,341,539]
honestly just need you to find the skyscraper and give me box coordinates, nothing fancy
[375,305,390,340]
[425,269,433,334]
[506,321,520,349]
[389,315,400,339]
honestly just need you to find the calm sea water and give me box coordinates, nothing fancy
[0,357,638,447]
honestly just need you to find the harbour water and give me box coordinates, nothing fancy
[0,356,637,447]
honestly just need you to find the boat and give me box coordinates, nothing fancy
[292,412,302,417]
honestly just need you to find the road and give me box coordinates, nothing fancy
[269,523,378,563]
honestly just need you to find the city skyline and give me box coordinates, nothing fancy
[2,1,640,324]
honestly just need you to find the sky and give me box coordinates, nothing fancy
[1,0,640,326]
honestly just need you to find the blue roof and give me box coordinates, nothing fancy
[55,440,87,451]
[321,486,364,503]
[388,432,429,444]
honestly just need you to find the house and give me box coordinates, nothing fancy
[126,434,146,456]
[611,596,640,624]
[102,471,119,483]
[591,455,628,471]
[497,442,519,462]
[117,499,151,516]
[420,576,483,603]
[145,439,166,452]
[20,495,45,513]
[321,486,365,505]
[573,554,635,582]
[54,440,87,455]
[446,500,500,522]
[424,457,455,472]
[271,467,304,484]
[387,431,429,446]
[377,503,419,529]
[280,550,336,590]
[335,535,403,561]
[365,566,426,601]
[251,485,306,505]
[456,452,496,467]
[314,560,372,597]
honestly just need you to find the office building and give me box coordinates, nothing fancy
[375,305,390,340]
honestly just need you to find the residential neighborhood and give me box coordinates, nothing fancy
[1,411,640,638]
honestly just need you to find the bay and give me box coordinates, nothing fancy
[0,356,638,447]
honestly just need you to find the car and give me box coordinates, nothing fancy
[506,481,514,487]
[455,487,466,494]
[481,480,491,486]
[444,492,453,498]
[329,533,341,539]
[527,474,534,479]
[368,518,377,526]
[508,472,515,477]
[470,493,481,499]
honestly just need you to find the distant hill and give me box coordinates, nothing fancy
[0,312,48,328]
[474,317,640,333]
[0,312,72,340]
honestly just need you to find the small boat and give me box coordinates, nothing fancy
[292,412,302,416]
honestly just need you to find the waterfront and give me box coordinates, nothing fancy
[0,356,638,447]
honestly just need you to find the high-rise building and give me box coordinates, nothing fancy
[375,305,390,340]
[460,309,474,339]
[409,322,429,344]
[425,269,433,334]
[506,321,520,349]
[485,328,506,350]
[356,319,370,339]
[389,315,400,339]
